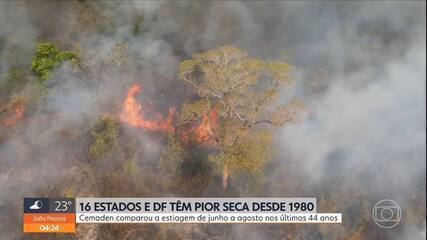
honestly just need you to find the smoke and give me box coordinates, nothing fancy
[282,43,425,188]
[283,0,425,201]
[0,1,425,239]
[274,2,426,239]
[0,1,36,76]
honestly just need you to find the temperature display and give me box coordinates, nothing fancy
[54,200,73,212]
[24,198,75,233]
[49,198,75,213]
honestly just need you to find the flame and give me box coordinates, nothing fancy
[0,98,25,126]
[1,83,219,144]
[0,97,63,127]
[120,83,219,144]
[184,109,218,144]
[120,84,175,132]
[2,83,219,145]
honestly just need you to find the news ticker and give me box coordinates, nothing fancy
[23,197,341,233]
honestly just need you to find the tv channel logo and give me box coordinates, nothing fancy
[372,199,401,229]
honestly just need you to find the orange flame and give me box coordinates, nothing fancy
[1,98,63,127]
[120,84,175,132]
[183,109,218,144]
[0,98,25,126]
[120,83,218,144]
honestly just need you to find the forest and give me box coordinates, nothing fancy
[0,1,425,239]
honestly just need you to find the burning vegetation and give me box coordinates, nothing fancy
[117,46,303,191]
[0,1,425,239]
[0,97,25,126]
[120,83,175,133]
[119,83,219,145]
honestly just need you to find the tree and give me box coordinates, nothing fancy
[31,42,77,83]
[178,45,304,190]
[30,42,78,101]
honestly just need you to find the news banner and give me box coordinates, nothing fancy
[23,198,341,233]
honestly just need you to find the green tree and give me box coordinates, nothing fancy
[31,42,77,83]
[30,42,77,102]
[178,46,304,190]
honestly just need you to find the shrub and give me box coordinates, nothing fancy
[89,117,119,159]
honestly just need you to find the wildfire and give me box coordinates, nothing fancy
[0,98,25,126]
[0,97,63,127]
[120,84,175,132]
[194,110,218,143]
[182,109,218,144]
[120,83,218,144]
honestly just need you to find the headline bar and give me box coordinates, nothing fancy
[76,198,316,213]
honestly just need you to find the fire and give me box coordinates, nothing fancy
[194,111,217,142]
[0,97,63,127]
[183,109,218,144]
[0,98,25,126]
[120,84,175,132]
[2,83,219,144]
[120,83,219,144]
